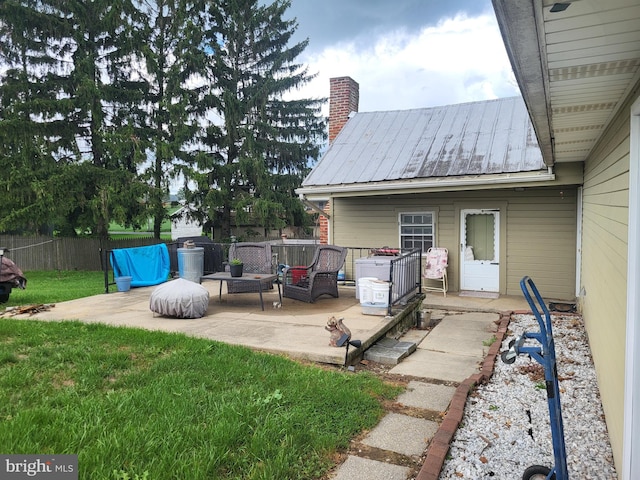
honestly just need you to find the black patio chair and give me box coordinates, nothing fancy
[282,245,347,303]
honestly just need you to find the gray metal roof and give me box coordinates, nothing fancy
[302,96,544,188]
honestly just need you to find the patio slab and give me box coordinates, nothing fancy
[5,281,408,366]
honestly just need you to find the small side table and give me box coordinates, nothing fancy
[201,272,281,311]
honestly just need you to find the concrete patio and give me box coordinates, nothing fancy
[4,280,529,367]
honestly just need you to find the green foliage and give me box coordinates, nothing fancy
[483,335,497,346]
[0,0,325,240]
[183,0,326,238]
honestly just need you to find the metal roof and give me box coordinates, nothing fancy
[302,96,545,189]
[492,0,640,166]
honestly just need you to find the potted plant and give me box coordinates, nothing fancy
[229,258,243,277]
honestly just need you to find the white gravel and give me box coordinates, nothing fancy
[439,313,618,479]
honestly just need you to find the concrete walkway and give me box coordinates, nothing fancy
[3,282,530,480]
[329,310,513,480]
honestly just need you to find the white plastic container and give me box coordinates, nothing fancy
[361,302,388,316]
[357,277,378,304]
[370,280,391,306]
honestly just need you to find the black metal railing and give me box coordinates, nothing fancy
[388,248,422,314]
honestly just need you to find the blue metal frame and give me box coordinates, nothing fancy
[501,276,569,480]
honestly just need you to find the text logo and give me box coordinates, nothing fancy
[0,455,78,479]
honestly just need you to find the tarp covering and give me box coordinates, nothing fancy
[149,278,209,318]
[111,244,170,287]
[0,256,27,289]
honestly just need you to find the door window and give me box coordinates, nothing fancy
[465,213,496,261]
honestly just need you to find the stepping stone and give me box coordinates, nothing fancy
[364,337,417,365]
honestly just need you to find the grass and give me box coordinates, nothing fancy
[108,206,181,234]
[0,321,400,479]
[0,272,403,479]
[4,271,105,307]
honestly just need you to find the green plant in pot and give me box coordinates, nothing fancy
[229,258,243,277]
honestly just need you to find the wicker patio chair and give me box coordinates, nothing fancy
[226,242,274,293]
[282,245,347,303]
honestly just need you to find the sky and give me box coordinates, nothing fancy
[282,0,520,114]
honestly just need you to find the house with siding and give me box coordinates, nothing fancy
[299,78,582,300]
[299,0,640,475]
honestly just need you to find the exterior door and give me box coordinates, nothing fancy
[460,209,500,292]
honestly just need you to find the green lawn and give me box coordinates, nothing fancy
[0,272,402,479]
[4,271,105,307]
[108,206,181,234]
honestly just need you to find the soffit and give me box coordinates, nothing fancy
[493,0,640,165]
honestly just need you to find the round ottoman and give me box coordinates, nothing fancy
[149,278,210,319]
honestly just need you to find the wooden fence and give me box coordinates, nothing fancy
[0,235,166,271]
[0,235,328,273]
[0,236,398,286]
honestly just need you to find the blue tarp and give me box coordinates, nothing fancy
[110,244,170,287]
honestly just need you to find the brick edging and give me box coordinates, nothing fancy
[415,311,516,480]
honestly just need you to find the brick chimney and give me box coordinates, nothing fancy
[329,76,359,143]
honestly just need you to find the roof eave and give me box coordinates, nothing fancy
[492,0,555,167]
[297,170,556,200]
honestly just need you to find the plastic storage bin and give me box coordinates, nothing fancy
[357,277,378,303]
[355,256,392,299]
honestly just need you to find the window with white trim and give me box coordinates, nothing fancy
[399,212,434,252]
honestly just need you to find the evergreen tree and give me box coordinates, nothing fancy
[185,0,326,239]
[0,1,75,233]
[0,0,148,238]
[53,0,149,239]
[135,0,209,238]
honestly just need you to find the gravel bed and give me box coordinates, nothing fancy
[439,313,618,479]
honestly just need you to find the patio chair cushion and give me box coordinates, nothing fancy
[149,278,209,319]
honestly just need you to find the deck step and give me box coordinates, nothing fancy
[364,338,417,365]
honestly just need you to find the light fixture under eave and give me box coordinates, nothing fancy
[550,2,571,12]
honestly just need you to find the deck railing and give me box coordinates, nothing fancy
[388,248,423,313]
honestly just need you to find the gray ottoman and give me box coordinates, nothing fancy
[149,278,209,319]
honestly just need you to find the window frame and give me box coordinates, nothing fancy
[398,211,436,254]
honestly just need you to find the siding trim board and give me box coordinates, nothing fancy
[624,95,640,478]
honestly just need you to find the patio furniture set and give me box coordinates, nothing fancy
[201,243,349,310]
[114,242,444,319]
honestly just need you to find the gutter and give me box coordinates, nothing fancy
[297,170,556,198]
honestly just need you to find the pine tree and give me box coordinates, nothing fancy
[0,0,149,238]
[53,0,149,239]
[185,0,326,239]
[135,0,209,238]
[0,1,74,233]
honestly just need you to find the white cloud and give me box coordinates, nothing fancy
[290,13,518,114]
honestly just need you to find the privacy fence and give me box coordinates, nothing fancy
[0,236,423,302]
[0,235,337,273]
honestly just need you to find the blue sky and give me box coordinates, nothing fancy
[284,0,519,113]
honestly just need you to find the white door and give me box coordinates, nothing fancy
[460,209,500,292]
